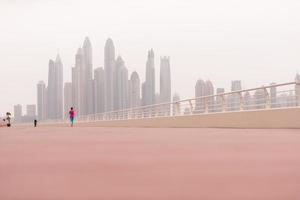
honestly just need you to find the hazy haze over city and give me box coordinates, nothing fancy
[0,0,300,115]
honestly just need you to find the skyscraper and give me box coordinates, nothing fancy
[83,37,94,115]
[159,56,171,103]
[114,56,124,111]
[73,47,87,116]
[55,54,64,119]
[37,81,46,121]
[47,59,56,119]
[94,67,105,114]
[230,80,242,111]
[120,65,129,110]
[64,82,72,119]
[87,79,95,115]
[205,80,214,112]
[46,55,63,120]
[27,104,36,117]
[104,38,115,112]
[14,104,22,123]
[130,71,141,108]
[195,79,206,113]
[144,49,155,106]
[83,37,93,81]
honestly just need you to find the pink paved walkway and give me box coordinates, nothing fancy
[0,127,300,200]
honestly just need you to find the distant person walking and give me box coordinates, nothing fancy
[69,107,75,127]
[34,119,37,127]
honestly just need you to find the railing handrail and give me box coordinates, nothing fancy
[76,81,298,119]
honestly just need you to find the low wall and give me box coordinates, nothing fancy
[39,107,300,129]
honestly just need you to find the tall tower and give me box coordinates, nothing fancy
[114,56,124,111]
[145,49,155,106]
[159,56,171,103]
[120,65,129,110]
[47,59,56,119]
[14,104,23,123]
[74,47,87,116]
[94,67,105,114]
[37,80,46,121]
[83,37,94,115]
[195,79,206,113]
[55,54,64,119]
[83,37,93,81]
[104,38,115,112]
[205,80,214,112]
[130,71,141,108]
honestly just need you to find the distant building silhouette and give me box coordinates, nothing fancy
[37,81,46,121]
[144,49,155,106]
[47,55,63,119]
[229,80,242,111]
[14,104,22,123]
[195,79,206,113]
[104,38,115,112]
[130,71,141,108]
[94,67,105,114]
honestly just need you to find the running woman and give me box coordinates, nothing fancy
[69,107,75,127]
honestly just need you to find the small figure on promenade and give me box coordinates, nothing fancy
[69,107,75,127]
[6,112,11,127]
[34,119,37,127]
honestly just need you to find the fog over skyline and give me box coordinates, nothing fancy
[0,0,300,115]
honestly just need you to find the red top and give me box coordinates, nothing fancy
[69,110,74,117]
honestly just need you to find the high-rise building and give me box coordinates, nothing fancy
[46,55,63,120]
[87,79,95,115]
[83,37,93,81]
[37,81,46,121]
[195,79,206,112]
[104,38,115,112]
[120,65,129,110]
[144,49,155,106]
[230,80,242,111]
[159,56,171,103]
[47,59,56,119]
[83,37,94,115]
[55,55,64,119]
[94,67,105,114]
[130,71,141,108]
[14,104,22,123]
[64,82,72,119]
[27,104,36,117]
[72,47,87,116]
[141,82,146,106]
[114,56,124,111]
[205,80,214,112]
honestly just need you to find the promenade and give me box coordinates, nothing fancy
[0,127,300,200]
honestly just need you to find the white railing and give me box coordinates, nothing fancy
[69,81,300,123]
[39,81,300,124]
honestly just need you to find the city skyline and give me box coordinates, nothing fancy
[1,0,300,115]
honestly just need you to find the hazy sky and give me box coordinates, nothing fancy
[0,0,300,115]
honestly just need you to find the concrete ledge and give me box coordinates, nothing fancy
[37,107,300,129]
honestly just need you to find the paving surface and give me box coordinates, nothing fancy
[0,127,300,200]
